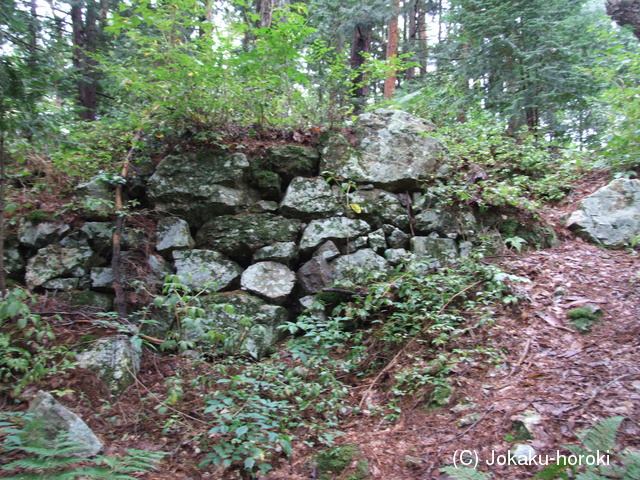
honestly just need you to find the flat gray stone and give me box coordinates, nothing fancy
[252,242,298,265]
[156,217,195,252]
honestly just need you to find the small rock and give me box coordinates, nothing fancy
[404,455,424,468]
[19,220,71,249]
[511,444,536,464]
[314,241,341,261]
[252,242,298,265]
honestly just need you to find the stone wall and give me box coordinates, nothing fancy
[7,110,480,358]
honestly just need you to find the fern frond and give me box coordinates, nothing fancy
[440,466,492,480]
[575,416,623,453]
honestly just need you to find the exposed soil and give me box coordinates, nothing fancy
[2,172,639,480]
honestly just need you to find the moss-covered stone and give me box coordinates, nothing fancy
[266,145,319,182]
[314,445,369,480]
[567,306,602,334]
[195,214,302,260]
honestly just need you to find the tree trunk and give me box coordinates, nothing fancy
[406,0,417,80]
[0,132,6,298]
[384,1,400,99]
[350,24,372,114]
[71,0,98,121]
[607,0,640,40]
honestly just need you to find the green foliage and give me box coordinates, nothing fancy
[440,466,492,480]
[103,1,316,131]
[201,358,347,476]
[441,0,607,138]
[0,288,74,397]
[588,35,640,173]
[0,412,166,480]
[314,445,369,480]
[426,113,582,213]
[535,417,640,480]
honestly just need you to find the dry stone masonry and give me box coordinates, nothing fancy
[10,109,493,360]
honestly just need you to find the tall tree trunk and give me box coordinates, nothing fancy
[607,0,640,40]
[257,0,274,28]
[71,0,98,121]
[417,6,427,75]
[406,0,417,81]
[0,131,6,298]
[350,24,372,114]
[383,1,400,99]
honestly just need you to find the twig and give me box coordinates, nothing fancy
[358,280,483,409]
[510,339,531,375]
[423,405,495,446]
[564,373,639,414]
[321,287,367,297]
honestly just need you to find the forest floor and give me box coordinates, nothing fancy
[4,172,639,480]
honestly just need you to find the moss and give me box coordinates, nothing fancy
[567,307,601,334]
[314,445,369,480]
[428,384,452,408]
[26,209,52,224]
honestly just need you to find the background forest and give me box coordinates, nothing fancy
[1,1,640,479]
[1,0,640,173]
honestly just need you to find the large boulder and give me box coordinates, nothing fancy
[320,109,443,189]
[410,236,459,269]
[173,249,242,292]
[25,244,103,289]
[299,217,371,252]
[147,151,259,227]
[27,390,103,457]
[195,214,301,260]
[413,208,477,238]
[76,336,141,396]
[241,261,296,304]
[566,178,640,248]
[279,177,339,219]
[75,176,114,220]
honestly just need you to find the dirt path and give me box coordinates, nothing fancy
[280,235,640,479]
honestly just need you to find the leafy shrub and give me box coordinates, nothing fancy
[423,113,581,213]
[0,289,74,397]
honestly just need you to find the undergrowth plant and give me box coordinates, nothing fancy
[0,288,75,397]
[424,114,583,213]
[0,412,166,480]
